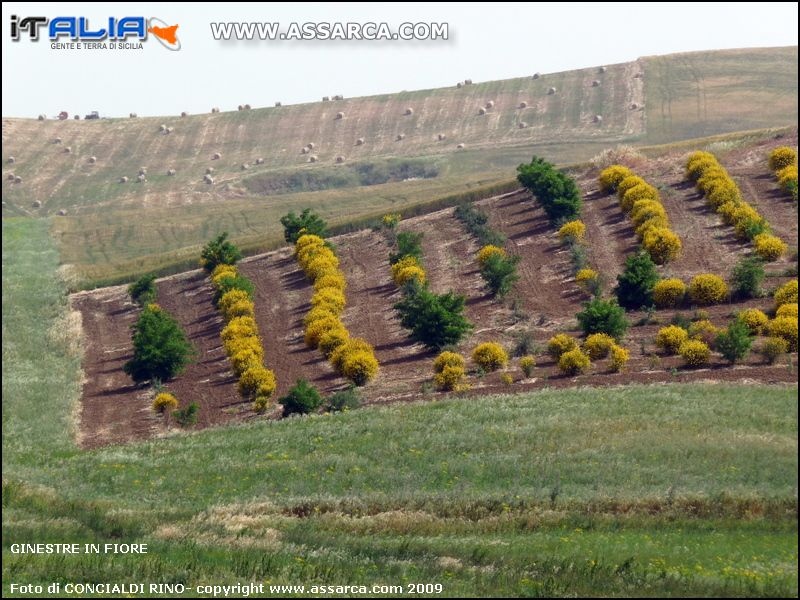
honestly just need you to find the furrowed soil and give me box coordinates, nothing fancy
[74,133,798,447]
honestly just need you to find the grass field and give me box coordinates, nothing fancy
[3,218,797,597]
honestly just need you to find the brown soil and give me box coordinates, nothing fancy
[74,134,799,448]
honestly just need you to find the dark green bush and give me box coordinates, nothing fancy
[389,231,425,265]
[280,379,324,416]
[128,274,157,305]
[173,402,199,427]
[123,305,194,383]
[731,255,765,299]
[213,273,255,305]
[615,251,659,309]
[454,203,506,247]
[280,208,328,243]
[325,387,361,412]
[577,298,629,340]
[516,156,582,222]
[200,232,243,272]
[480,253,520,297]
[394,287,473,350]
[716,320,753,364]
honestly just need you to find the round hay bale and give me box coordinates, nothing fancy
[630,102,639,110]
[308,142,315,149]
[7,172,14,180]
[212,152,221,160]
[7,156,15,164]
[244,104,251,110]
[335,111,344,120]
[32,200,42,207]
[519,121,528,129]
[238,105,244,111]
[591,80,600,87]
[457,143,465,149]
[599,66,607,73]
[593,114,603,123]
[15,176,23,184]
[64,146,72,154]
[204,174,214,184]
[241,163,249,170]
[74,115,80,120]
[138,167,147,175]
[547,87,557,95]
[38,114,46,121]
[634,72,643,79]
[206,167,214,175]
[181,111,188,117]
[456,82,463,89]
[274,101,282,107]
[54,137,62,144]
[58,209,67,216]
[518,101,528,109]
[159,124,167,132]
[335,155,345,163]
[166,127,174,134]
[89,156,97,164]
[437,133,446,141]
[532,72,541,79]
[129,112,137,118]
[137,174,146,182]
[405,107,414,115]
[355,137,365,146]
[485,100,495,109]
[465,78,473,85]
[334,95,344,101]
[322,96,330,102]
[255,157,264,164]
[308,155,318,163]
[396,133,405,141]
[119,176,128,183]
[478,107,487,115]
[211,107,220,113]
[167,169,176,176]
[301,147,309,154]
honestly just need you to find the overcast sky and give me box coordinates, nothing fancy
[2,2,797,118]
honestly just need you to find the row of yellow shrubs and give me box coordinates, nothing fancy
[547,333,629,375]
[686,151,787,261]
[432,343,533,390]
[555,221,600,293]
[598,165,682,264]
[769,146,798,202]
[211,264,277,413]
[295,234,379,386]
[652,273,729,308]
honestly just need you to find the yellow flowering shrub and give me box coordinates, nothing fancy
[314,273,347,292]
[434,365,466,391]
[472,342,509,372]
[304,254,340,280]
[716,201,740,225]
[679,340,711,367]
[558,348,591,375]
[152,392,178,414]
[634,216,670,241]
[643,228,682,265]
[303,306,339,327]
[768,316,798,351]
[575,268,598,285]
[304,316,342,348]
[609,344,629,372]
[391,255,422,284]
[230,348,263,376]
[737,308,769,334]
[776,303,798,319]
[311,288,346,313]
[318,326,350,357]
[394,265,426,286]
[753,233,787,261]
[218,289,251,319]
[653,279,686,308]
[696,170,729,195]
[224,299,255,321]
[688,319,718,345]
[768,146,797,172]
[519,355,535,377]
[381,213,401,228]
[433,351,466,373]
[583,333,615,360]
[706,182,741,208]
[500,373,514,385]
[253,393,274,414]
[621,183,659,214]
[775,280,798,307]
[689,274,728,306]
[685,151,717,180]
[477,244,507,266]
[630,200,667,226]
[598,165,634,192]
[656,325,689,354]
[557,220,586,242]
[294,233,325,254]
[341,350,379,386]
[238,366,276,398]
[211,264,238,288]
[548,333,578,359]
[330,338,374,373]
[616,175,647,199]
[759,336,789,364]
[221,316,258,342]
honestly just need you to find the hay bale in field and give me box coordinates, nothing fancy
[167,168,176,176]
[457,143,465,149]
[211,107,220,113]
[212,152,221,160]
[547,87,557,95]
[241,163,249,170]
[74,115,80,120]
[336,155,345,163]
[7,172,14,180]
[334,94,344,100]
[593,114,603,123]
[129,112,137,118]
[238,105,244,111]
[38,114,46,121]
[456,82,463,88]
[591,80,600,87]
[120,176,129,183]
[301,147,309,154]
[465,78,473,85]
[15,176,23,184]
[181,111,188,117]
[159,124,167,132]
[405,107,414,115]
[485,100,495,109]
[7,156,15,164]
[308,142,315,149]
[139,167,147,175]
[630,102,639,110]
[89,156,97,164]
[396,133,405,141]
[438,133,446,141]
[599,66,607,73]
[335,111,345,120]
[355,137,365,146]
[64,146,72,154]
[519,121,528,129]
[244,104,251,110]
[532,72,541,79]
[166,127,174,134]
[58,209,67,216]
[322,96,330,102]
[275,101,282,107]
[137,174,146,182]
[255,157,264,164]
[32,200,42,207]
[634,72,643,79]
[308,155,318,163]
[204,174,214,184]
[518,101,528,109]
[206,167,214,175]
[478,107,487,115]
[53,137,62,144]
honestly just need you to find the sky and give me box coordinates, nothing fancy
[2,2,798,118]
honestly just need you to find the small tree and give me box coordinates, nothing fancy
[517,156,582,222]
[124,305,194,383]
[577,298,629,340]
[213,273,255,305]
[715,320,753,364]
[200,232,242,272]
[480,253,520,297]
[394,287,472,350]
[731,255,765,299]
[615,251,659,309]
[389,231,424,265]
[128,273,157,305]
[280,379,323,416]
[280,208,328,243]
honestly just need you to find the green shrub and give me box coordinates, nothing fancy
[519,355,535,377]
[759,336,789,364]
[123,305,194,383]
[454,203,506,247]
[394,287,472,350]
[731,256,765,299]
[200,232,242,272]
[280,208,328,243]
[173,402,199,427]
[128,274,157,305]
[576,298,629,340]
[213,273,255,305]
[389,231,425,265]
[615,251,658,309]
[325,387,361,412]
[517,156,582,222]
[280,379,323,416]
[715,320,753,364]
[480,253,520,297]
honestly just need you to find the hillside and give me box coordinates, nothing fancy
[2,46,797,286]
